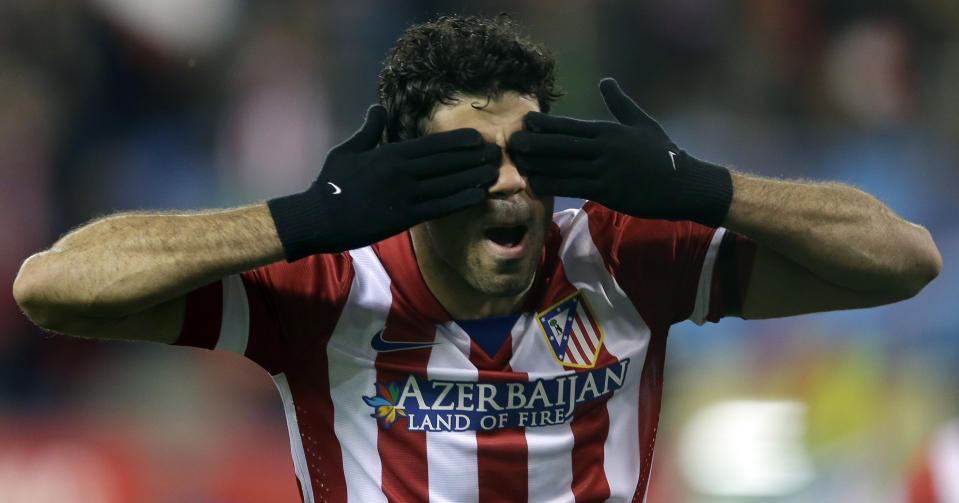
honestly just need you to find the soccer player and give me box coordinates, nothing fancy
[13,15,941,503]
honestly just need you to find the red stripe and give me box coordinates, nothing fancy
[470,335,529,503]
[906,448,938,503]
[568,327,590,365]
[532,233,617,500]
[631,330,668,503]
[579,203,681,501]
[285,375,348,503]
[581,331,597,356]
[565,334,582,364]
[906,451,942,503]
[540,280,612,501]
[375,291,436,503]
[246,254,355,503]
[569,344,617,502]
[242,254,354,375]
[582,202,715,325]
[569,397,612,501]
[368,234,454,503]
[575,316,597,354]
[582,303,603,345]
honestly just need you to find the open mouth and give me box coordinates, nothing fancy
[483,225,528,249]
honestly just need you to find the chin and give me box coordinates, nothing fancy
[466,270,536,298]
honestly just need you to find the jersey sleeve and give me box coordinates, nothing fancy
[583,202,756,329]
[173,253,354,375]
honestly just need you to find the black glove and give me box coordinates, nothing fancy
[508,77,732,228]
[268,105,501,260]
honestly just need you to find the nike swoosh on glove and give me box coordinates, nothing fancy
[269,104,501,260]
[508,77,732,228]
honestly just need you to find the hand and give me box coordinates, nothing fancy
[268,105,501,260]
[508,77,731,227]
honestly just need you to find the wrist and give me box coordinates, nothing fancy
[267,188,334,261]
[673,152,733,228]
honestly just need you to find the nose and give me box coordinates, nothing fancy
[487,149,528,198]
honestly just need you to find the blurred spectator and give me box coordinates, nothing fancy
[907,420,959,503]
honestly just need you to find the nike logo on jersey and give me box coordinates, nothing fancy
[668,150,677,170]
[370,329,439,352]
[327,181,342,195]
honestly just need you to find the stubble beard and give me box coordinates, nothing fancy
[416,195,552,307]
[461,257,537,299]
[457,228,543,299]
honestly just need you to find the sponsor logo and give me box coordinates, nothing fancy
[537,291,604,368]
[362,359,629,431]
[370,329,439,352]
[362,382,407,429]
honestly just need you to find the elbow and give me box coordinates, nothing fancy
[914,238,942,293]
[891,229,942,301]
[13,254,69,332]
[13,258,48,328]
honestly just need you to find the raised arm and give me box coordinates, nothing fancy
[508,78,941,319]
[13,105,500,341]
[13,205,283,341]
[724,174,940,318]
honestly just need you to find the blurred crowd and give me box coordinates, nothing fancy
[1,1,957,501]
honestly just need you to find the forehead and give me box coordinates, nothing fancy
[425,92,540,137]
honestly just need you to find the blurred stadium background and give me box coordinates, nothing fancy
[1,1,957,502]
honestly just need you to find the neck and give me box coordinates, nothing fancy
[410,229,533,320]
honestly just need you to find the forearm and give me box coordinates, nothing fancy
[13,203,284,327]
[724,172,941,295]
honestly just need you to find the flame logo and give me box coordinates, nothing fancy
[362,381,407,429]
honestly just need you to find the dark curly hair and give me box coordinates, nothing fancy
[378,15,562,142]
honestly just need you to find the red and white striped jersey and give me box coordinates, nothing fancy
[175,202,755,503]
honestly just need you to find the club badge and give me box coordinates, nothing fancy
[537,290,604,368]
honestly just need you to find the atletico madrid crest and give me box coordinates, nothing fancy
[537,290,604,368]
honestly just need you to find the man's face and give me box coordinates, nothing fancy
[411,92,554,301]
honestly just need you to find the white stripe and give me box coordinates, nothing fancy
[427,323,479,503]
[508,315,576,503]
[577,306,599,363]
[273,373,315,503]
[215,274,249,354]
[557,208,650,501]
[565,330,588,365]
[566,337,583,365]
[571,327,592,365]
[525,424,576,503]
[327,247,393,503]
[576,303,601,352]
[689,227,726,325]
[574,327,596,365]
[572,329,595,365]
[931,421,959,503]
